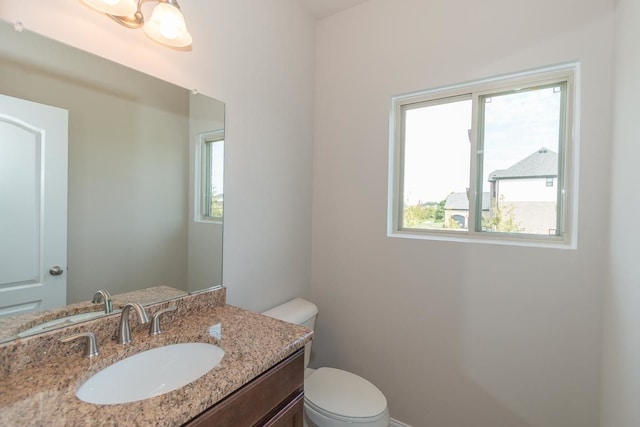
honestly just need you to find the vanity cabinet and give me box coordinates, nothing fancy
[184,348,304,427]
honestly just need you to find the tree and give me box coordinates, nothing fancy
[435,199,445,221]
[483,195,520,232]
[446,217,461,229]
[403,202,433,227]
[210,187,224,218]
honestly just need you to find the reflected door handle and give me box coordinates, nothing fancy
[49,266,64,276]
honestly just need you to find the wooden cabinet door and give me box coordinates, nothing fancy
[264,392,304,427]
[184,349,304,427]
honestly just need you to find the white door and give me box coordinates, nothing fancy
[0,94,68,318]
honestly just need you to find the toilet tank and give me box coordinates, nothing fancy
[262,298,318,369]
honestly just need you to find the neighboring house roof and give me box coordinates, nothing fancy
[488,147,558,181]
[444,192,490,211]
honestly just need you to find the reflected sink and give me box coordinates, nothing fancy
[77,343,224,405]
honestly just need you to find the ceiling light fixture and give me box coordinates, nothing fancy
[81,0,192,48]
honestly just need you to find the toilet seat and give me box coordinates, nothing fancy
[304,367,388,423]
[305,397,389,425]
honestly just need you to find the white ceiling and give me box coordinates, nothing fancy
[295,0,370,19]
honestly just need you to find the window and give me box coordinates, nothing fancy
[389,64,578,246]
[197,130,224,221]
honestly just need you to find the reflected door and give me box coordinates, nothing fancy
[0,94,68,317]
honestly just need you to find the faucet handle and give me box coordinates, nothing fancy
[59,332,100,358]
[150,306,177,336]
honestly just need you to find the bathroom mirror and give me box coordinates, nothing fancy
[0,20,224,340]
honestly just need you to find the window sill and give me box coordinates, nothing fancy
[388,229,576,250]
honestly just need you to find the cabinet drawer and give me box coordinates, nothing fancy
[184,348,304,427]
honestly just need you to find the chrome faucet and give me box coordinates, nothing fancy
[117,303,149,344]
[92,289,113,314]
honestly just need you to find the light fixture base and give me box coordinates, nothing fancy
[107,11,144,29]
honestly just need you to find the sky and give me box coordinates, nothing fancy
[402,86,562,205]
[209,139,224,196]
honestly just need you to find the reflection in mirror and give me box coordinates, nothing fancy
[0,285,186,343]
[199,131,225,221]
[0,20,224,340]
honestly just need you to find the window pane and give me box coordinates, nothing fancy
[401,97,471,230]
[479,85,564,235]
[203,139,224,219]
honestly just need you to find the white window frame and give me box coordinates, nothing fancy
[195,130,224,223]
[388,63,580,249]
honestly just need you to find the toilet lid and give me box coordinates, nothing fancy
[304,367,387,419]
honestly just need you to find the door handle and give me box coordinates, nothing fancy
[49,266,64,276]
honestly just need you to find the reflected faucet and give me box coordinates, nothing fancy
[117,303,149,344]
[92,290,113,314]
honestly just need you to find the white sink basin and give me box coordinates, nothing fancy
[76,342,224,405]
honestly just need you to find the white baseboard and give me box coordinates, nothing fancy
[390,418,412,427]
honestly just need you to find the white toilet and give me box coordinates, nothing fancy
[262,298,390,427]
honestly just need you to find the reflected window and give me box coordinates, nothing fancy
[199,131,224,221]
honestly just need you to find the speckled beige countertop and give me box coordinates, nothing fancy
[0,288,312,426]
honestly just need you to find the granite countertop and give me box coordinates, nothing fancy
[0,290,312,427]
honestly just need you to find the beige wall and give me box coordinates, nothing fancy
[0,0,316,311]
[601,0,640,425]
[312,0,613,425]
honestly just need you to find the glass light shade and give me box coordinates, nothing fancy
[143,2,192,47]
[81,0,137,16]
